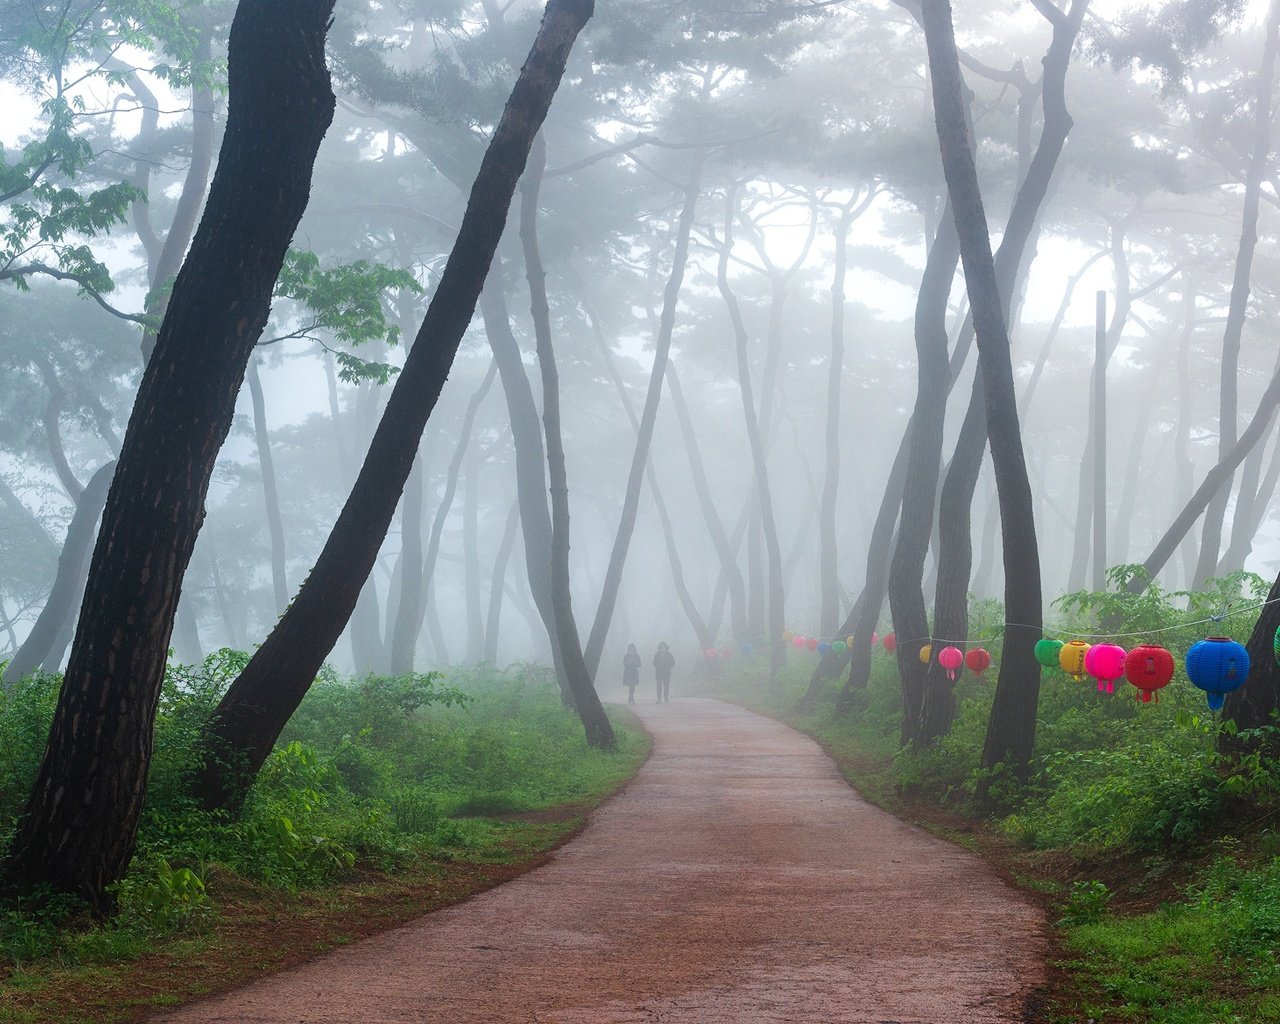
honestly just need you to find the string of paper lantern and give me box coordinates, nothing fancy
[699,597,1280,712]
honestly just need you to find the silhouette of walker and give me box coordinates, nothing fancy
[653,641,675,703]
[623,643,641,704]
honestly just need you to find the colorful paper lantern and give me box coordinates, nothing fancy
[792,635,806,649]
[871,631,879,646]
[817,641,831,655]
[846,635,854,647]
[966,648,992,676]
[1058,640,1091,682]
[720,646,732,659]
[782,630,795,642]
[883,633,897,653]
[938,646,964,681]
[1185,637,1250,712]
[1034,637,1064,669]
[1124,644,1175,704]
[740,643,753,657]
[806,637,818,651]
[1085,642,1127,694]
[919,643,933,664]
[832,640,847,655]
[704,648,718,659]
[1273,625,1280,666]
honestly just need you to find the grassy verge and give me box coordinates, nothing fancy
[698,577,1280,1024]
[0,659,649,1024]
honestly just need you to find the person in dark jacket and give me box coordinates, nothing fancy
[622,643,641,703]
[653,641,675,703]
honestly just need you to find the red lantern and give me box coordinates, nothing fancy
[1124,644,1175,704]
[720,646,732,659]
[1085,643,1127,694]
[792,635,806,649]
[806,637,818,651]
[937,646,964,681]
[883,633,897,653]
[965,647,992,676]
[704,648,718,659]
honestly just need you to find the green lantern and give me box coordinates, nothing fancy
[832,640,847,655]
[1273,624,1280,666]
[1034,637,1063,669]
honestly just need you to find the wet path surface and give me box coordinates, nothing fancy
[158,698,1045,1023]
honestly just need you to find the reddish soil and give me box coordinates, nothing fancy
[156,698,1046,1023]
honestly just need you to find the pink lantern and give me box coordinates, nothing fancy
[871,631,879,646]
[937,646,964,681]
[792,635,806,649]
[704,648,718,659]
[1084,642,1127,694]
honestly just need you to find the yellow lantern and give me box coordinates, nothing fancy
[919,643,933,664]
[1059,640,1091,682]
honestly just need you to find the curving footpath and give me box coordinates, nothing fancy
[158,697,1045,1023]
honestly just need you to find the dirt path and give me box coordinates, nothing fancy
[158,698,1045,1023]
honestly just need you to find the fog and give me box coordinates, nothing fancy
[3,0,1279,692]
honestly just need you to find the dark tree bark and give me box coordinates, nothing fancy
[1195,0,1280,589]
[582,153,703,679]
[917,0,1086,748]
[2,462,115,684]
[3,0,338,909]
[1221,565,1280,736]
[889,207,960,745]
[519,133,614,746]
[193,0,596,814]
[246,356,288,613]
[921,0,1045,778]
[1219,425,1280,576]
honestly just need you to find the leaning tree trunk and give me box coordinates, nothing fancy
[484,498,521,664]
[520,133,615,747]
[1219,423,1280,576]
[2,0,338,910]
[191,0,597,815]
[2,461,116,685]
[1194,0,1280,590]
[1222,564,1280,739]
[583,153,703,679]
[921,0,1045,780]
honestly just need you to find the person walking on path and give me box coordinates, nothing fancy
[623,644,642,703]
[654,641,675,703]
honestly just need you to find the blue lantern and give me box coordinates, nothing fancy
[817,641,831,655]
[1184,637,1250,711]
[740,643,753,657]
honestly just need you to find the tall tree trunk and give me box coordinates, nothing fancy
[583,153,703,678]
[246,356,288,613]
[917,0,1086,749]
[519,133,614,746]
[3,0,337,909]
[463,442,486,664]
[921,0,1047,779]
[717,181,786,683]
[1219,424,1280,575]
[389,453,425,673]
[889,207,960,745]
[1194,0,1280,589]
[392,362,496,673]
[191,0,596,814]
[1222,564,1280,735]
[2,462,116,685]
[484,498,521,664]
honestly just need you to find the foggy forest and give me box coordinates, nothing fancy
[4,0,1280,1020]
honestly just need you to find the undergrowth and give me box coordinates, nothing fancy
[702,568,1280,1023]
[0,657,644,980]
